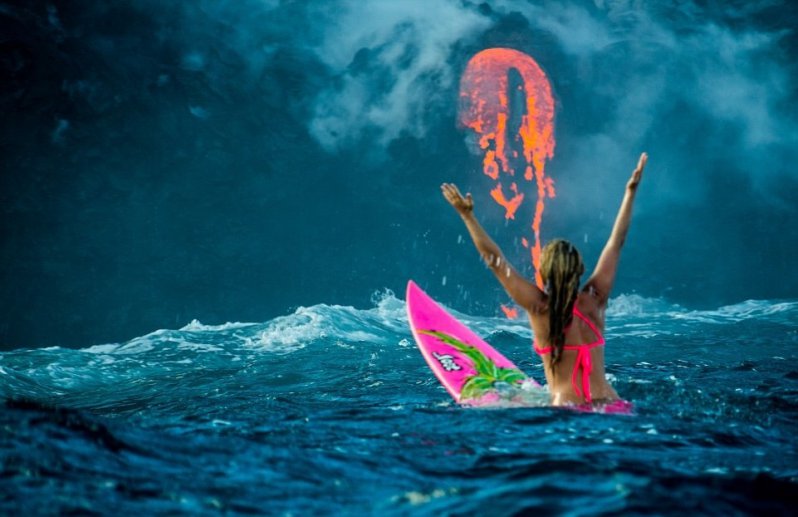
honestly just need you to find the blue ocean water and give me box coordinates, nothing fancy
[2,291,796,514]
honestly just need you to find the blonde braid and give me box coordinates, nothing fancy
[540,240,585,368]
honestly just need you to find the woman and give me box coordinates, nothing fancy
[441,153,647,407]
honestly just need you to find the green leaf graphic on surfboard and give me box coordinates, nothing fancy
[418,330,526,400]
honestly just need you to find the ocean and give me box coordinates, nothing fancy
[2,292,796,514]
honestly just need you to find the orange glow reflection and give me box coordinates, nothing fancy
[458,47,556,315]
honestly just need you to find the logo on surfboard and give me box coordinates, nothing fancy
[432,351,461,372]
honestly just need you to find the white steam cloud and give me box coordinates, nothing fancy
[514,1,794,147]
[308,0,489,150]
[513,0,796,210]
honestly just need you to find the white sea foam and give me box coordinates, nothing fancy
[252,306,328,353]
[179,319,255,332]
[606,294,683,317]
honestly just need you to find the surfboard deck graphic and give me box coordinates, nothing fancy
[406,280,539,405]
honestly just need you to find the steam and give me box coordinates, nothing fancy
[515,1,794,147]
[307,0,489,150]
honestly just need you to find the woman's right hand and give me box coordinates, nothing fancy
[627,152,647,191]
[441,183,474,217]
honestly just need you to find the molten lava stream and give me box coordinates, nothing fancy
[458,47,556,317]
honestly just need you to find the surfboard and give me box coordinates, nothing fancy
[406,280,539,405]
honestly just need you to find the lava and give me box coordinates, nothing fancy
[500,304,519,319]
[458,47,556,312]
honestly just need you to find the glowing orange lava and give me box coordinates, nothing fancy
[500,304,519,319]
[458,47,556,314]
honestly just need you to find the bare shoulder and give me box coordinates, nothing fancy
[576,287,606,328]
[525,301,550,342]
[581,278,610,308]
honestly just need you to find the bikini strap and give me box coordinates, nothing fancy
[572,305,604,344]
[533,306,603,354]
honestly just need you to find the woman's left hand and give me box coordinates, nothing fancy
[441,183,474,217]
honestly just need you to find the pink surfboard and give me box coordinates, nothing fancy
[406,280,539,405]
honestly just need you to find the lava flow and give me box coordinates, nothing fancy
[458,47,556,301]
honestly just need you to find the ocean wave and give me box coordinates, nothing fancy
[3,291,793,399]
[606,294,684,317]
[90,292,798,358]
[248,289,410,354]
[608,295,798,326]
[673,299,798,324]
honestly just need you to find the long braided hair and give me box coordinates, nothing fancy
[539,239,585,368]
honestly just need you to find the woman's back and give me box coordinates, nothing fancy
[529,291,619,405]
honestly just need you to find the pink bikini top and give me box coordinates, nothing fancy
[533,305,605,403]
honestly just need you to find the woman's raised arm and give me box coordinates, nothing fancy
[441,183,544,312]
[584,152,648,305]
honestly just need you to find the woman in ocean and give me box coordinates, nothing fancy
[441,152,647,407]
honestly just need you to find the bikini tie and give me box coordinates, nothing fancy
[572,347,594,403]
